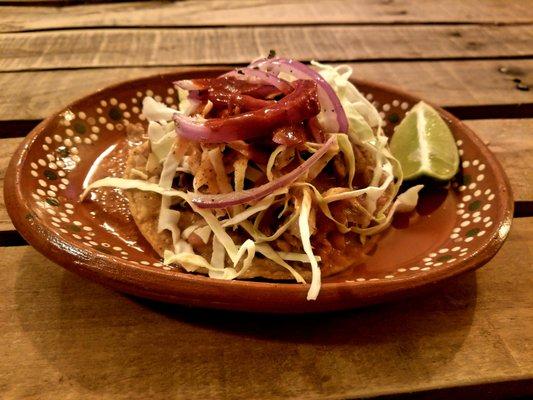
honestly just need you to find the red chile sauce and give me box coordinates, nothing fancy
[83,138,149,249]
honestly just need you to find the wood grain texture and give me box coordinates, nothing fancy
[0,0,531,396]
[1,60,532,121]
[1,119,531,232]
[2,0,533,33]
[0,217,530,399]
[0,138,20,232]
[465,119,533,202]
[2,24,533,72]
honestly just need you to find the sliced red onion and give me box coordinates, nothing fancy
[222,68,293,95]
[249,57,348,134]
[173,79,319,143]
[172,80,202,115]
[187,90,201,100]
[191,135,335,209]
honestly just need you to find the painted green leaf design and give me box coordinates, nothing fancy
[45,198,59,207]
[109,106,122,121]
[388,113,400,123]
[44,169,58,180]
[73,121,86,134]
[468,200,481,211]
[69,224,81,232]
[466,228,480,237]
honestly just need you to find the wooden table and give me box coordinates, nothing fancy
[1,1,532,399]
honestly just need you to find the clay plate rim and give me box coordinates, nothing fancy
[4,69,514,313]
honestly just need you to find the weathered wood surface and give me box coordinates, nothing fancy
[0,60,532,121]
[2,24,533,72]
[465,119,533,204]
[1,0,532,397]
[2,0,533,33]
[0,217,531,399]
[1,119,531,233]
[0,138,20,232]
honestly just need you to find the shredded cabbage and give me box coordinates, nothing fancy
[142,97,178,122]
[157,143,193,255]
[208,147,233,194]
[148,121,176,162]
[221,190,287,228]
[312,62,408,229]
[164,250,227,275]
[298,187,321,300]
[266,145,286,181]
[351,185,423,235]
[182,224,212,244]
[210,237,226,277]
[336,134,356,188]
[250,196,300,242]
[83,61,424,301]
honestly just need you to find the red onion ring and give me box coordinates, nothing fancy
[173,79,319,143]
[249,57,348,134]
[222,68,293,95]
[192,135,336,209]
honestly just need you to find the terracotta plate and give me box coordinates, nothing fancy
[5,69,513,313]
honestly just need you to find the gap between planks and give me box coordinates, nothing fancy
[4,22,533,34]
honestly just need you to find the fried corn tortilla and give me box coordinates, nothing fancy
[123,136,374,281]
[80,59,424,301]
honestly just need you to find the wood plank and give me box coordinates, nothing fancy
[465,119,533,203]
[1,119,531,232]
[2,0,533,33]
[1,60,532,122]
[1,24,533,72]
[0,138,20,232]
[0,218,531,399]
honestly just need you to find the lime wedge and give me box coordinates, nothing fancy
[390,101,459,181]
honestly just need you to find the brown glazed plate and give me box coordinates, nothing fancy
[5,68,513,313]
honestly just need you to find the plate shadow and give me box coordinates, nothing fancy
[14,251,478,398]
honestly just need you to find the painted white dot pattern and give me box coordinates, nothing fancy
[24,85,502,281]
